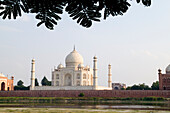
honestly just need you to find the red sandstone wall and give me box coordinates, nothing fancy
[0,90,169,98]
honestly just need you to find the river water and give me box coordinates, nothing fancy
[0,101,169,111]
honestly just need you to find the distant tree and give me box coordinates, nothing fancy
[17,80,24,86]
[14,86,29,90]
[41,76,51,86]
[139,83,151,90]
[151,81,159,90]
[126,86,131,90]
[0,0,151,30]
[131,84,141,90]
[48,81,51,86]
[14,80,29,90]
[35,78,39,86]
[127,83,151,90]
[121,88,125,90]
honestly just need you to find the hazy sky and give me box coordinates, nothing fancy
[0,1,170,87]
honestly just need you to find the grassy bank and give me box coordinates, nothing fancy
[0,96,167,101]
[0,97,168,104]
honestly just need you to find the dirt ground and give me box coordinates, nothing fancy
[0,108,169,113]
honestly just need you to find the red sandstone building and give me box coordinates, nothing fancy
[158,65,170,90]
[0,73,14,91]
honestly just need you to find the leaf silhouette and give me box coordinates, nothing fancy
[0,0,152,30]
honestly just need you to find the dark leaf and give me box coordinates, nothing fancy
[0,6,4,10]
[37,21,45,27]
[2,10,8,19]
[136,0,140,3]
[0,10,5,16]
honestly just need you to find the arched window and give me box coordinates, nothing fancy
[1,82,5,91]
[64,74,72,86]
[77,81,80,86]
[83,81,86,86]
[83,74,86,79]
[56,74,59,79]
[56,81,59,86]
[77,74,80,79]
[114,87,119,90]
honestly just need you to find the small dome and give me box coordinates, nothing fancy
[0,73,5,77]
[65,48,84,67]
[166,64,170,74]
[57,64,64,69]
[78,64,84,68]
[85,65,90,69]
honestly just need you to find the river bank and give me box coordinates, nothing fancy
[0,108,170,113]
[0,96,168,102]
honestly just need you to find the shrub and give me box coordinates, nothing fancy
[78,93,85,97]
[142,97,165,101]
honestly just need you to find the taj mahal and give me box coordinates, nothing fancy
[30,47,112,90]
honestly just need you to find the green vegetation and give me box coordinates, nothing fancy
[151,81,159,90]
[126,81,159,90]
[35,78,39,86]
[41,76,51,86]
[126,83,151,90]
[0,97,167,103]
[17,80,24,86]
[78,93,85,97]
[14,77,50,90]
[14,80,29,90]
[0,97,169,113]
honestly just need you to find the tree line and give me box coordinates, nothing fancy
[14,77,159,90]
[14,76,51,90]
[125,81,159,90]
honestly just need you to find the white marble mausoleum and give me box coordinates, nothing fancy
[30,47,112,90]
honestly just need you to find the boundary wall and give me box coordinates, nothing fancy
[0,90,169,98]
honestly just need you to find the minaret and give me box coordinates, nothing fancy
[158,69,162,90]
[93,56,98,89]
[108,64,112,88]
[30,59,35,90]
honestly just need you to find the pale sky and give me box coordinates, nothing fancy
[0,1,170,87]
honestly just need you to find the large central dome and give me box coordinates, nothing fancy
[65,48,84,67]
[166,64,170,74]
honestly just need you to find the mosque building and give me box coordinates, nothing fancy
[30,47,112,90]
[158,65,170,90]
[0,73,14,91]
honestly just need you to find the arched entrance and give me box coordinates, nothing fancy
[64,74,72,86]
[163,87,166,90]
[114,87,119,90]
[1,82,5,91]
